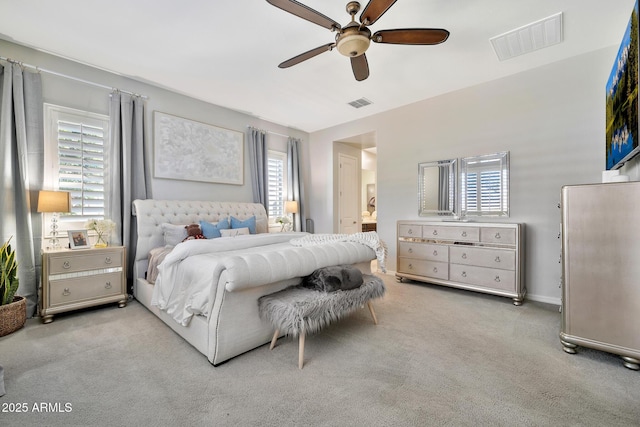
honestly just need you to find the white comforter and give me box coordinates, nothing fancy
[152,232,381,325]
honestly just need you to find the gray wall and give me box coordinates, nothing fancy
[309,46,633,304]
[0,39,309,204]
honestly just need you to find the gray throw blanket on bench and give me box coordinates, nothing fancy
[303,265,364,292]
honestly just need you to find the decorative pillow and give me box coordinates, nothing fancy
[161,223,188,246]
[220,227,250,237]
[303,265,364,292]
[199,218,230,239]
[230,216,256,234]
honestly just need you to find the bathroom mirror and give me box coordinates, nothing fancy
[460,151,509,217]
[418,159,457,217]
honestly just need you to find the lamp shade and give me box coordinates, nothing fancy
[284,200,299,214]
[37,190,71,213]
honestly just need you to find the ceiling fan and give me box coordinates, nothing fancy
[266,0,450,81]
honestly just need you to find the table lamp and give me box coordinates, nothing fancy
[37,190,71,249]
[284,200,299,231]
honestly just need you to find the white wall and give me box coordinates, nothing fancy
[309,46,625,304]
[0,39,309,205]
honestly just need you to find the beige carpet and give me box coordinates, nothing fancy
[1,274,639,426]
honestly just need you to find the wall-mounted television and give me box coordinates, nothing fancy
[606,0,639,170]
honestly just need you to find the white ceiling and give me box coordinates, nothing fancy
[0,0,636,133]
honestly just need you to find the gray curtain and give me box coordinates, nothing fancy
[108,92,148,289]
[248,127,268,210]
[287,137,306,232]
[0,62,44,317]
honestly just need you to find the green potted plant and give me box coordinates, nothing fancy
[0,237,26,336]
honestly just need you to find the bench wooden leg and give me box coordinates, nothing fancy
[367,301,378,325]
[270,329,279,350]
[298,331,305,369]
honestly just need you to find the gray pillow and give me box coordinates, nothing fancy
[303,265,364,292]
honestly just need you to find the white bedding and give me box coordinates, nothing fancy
[152,232,382,326]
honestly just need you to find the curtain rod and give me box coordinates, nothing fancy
[247,125,290,139]
[0,55,148,99]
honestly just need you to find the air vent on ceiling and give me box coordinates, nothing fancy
[348,97,373,108]
[490,12,563,61]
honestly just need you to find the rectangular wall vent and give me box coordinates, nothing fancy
[348,97,373,108]
[490,12,563,61]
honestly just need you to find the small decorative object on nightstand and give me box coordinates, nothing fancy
[85,219,116,248]
[40,246,127,323]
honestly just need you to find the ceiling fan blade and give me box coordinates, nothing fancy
[359,0,398,25]
[266,0,341,31]
[278,43,335,68]
[372,28,450,45]
[350,54,369,81]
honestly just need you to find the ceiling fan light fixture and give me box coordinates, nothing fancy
[337,33,371,57]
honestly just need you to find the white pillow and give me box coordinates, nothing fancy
[220,227,250,237]
[161,223,187,246]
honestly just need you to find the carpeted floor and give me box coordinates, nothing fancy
[1,273,639,427]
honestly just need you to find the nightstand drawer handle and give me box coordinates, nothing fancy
[408,229,413,235]
[432,230,438,236]
[408,263,413,270]
[408,248,413,254]
[433,250,438,256]
[432,267,438,273]
[461,231,467,237]
[105,282,112,289]
[462,253,467,259]
[104,257,112,264]
[461,271,467,278]
[495,256,501,263]
[63,288,70,296]
[494,276,501,282]
[63,261,70,269]
[495,232,501,239]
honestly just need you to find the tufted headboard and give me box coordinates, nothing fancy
[131,199,269,281]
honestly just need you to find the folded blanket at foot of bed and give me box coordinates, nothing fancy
[302,265,364,292]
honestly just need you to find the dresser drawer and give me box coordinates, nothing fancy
[398,224,423,238]
[449,264,515,292]
[398,258,448,280]
[449,246,515,270]
[48,250,123,274]
[398,242,448,262]
[480,227,516,245]
[422,225,479,242]
[49,272,123,307]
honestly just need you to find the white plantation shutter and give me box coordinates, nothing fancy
[58,120,106,219]
[44,104,110,224]
[267,151,287,219]
[463,171,502,212]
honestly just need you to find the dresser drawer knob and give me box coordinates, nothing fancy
[105,257,112,264]
[461,271,467,278]
[408,263,413,270]
[433,267,438,273]
[63,288,70,296]
[462,231,467,237]
[494,276,501,282]
[495,256,501,263]
[432,230,438,236]
[408,248,413,254]
[63,261,70,269]
[433,250,438,256]
[495,232,501,239]
[462,253,467,259]
[408,229,413,235]
[105,282,112,289]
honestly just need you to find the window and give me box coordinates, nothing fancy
[267,150,287,220]
[460,151,509,216]
[44,104,110,226]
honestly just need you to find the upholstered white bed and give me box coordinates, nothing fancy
[131,199,378,365]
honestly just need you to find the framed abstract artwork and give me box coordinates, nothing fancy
[153,111,244,184]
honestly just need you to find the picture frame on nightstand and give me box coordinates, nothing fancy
[68,230,89,249]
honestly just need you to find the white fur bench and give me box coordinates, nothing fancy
[258,275,385,369]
